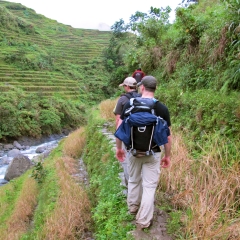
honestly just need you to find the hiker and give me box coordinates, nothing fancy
[113,77,141,186]
[132,68,145,83]
[113,77,140,129]
[115,76,172,230]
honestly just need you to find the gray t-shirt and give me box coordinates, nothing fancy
[113,91,140,115]
[113,95,130,115]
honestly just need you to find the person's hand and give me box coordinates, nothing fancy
[161,156,171,168]
[116,149,125,162]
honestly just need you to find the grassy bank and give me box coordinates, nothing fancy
[0,128,92,239]
[0,97,239,239]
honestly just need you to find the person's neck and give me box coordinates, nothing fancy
[141,92,154,98]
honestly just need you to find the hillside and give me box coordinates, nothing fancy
[0,1,239,239]
[0,1,113,141]
[0,0,112,101]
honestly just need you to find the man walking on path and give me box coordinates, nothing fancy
[115,76,172,230]
[113,77,140,129]
[113,76,140,185]
[132,68,145,83]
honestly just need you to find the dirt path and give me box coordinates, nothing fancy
[127,207,172,240]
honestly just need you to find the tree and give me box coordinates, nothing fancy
[128,7,171,46]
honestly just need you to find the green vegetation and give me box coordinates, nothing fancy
[104,0,240,162]
[0,0,239,239]
[100,0,239,238]
[0,0,112,141]
[106,0,239,92]
[0,129,92,239]
[31,161,47,183]
[155,85,240,165]
[83,110,134,239]
[0,98,239,239]
[0,89,86,140]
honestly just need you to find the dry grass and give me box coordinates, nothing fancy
[42,156,92,240]
[41,128,92,239]
[0,126,89,239]
[99,98,118,121]
[165,50,180,74]
[63,127,86,158]
[150,47,163,69]
[2,178,38,240]
[159,131,240,239]
[140,47,163,71]
[210,25,229,64]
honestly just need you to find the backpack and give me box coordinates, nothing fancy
[134,72,143,83]
[115,97,169,156]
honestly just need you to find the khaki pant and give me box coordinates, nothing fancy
[121,158,129,186]
[127,152,161,227]
[121,143,129,186]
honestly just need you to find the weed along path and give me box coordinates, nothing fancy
[101,126,173,240]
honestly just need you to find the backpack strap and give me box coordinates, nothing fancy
[151,99,158,115]
[125,98,159,116]
[124,91,141,100]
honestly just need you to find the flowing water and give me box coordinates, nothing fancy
[0,139,61,186]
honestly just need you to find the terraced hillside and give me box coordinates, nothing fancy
[0,0,112,101]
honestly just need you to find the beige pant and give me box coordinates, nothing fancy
[121,144,129,186]
[127,152,161,227]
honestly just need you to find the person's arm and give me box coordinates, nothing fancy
[114,97,125,128]
[115,111,126,161]
[161,129,172,168]
[116,137,125,162]
[117,118,123,129]
[115,114,120,129]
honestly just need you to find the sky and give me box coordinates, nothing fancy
[5,0,182,30]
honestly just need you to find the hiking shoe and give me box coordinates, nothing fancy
[136,219,153,230]
[129,206,139,215]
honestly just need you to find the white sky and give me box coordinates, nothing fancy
[5,0,181,30]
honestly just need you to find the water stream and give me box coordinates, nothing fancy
[0,139,62,186]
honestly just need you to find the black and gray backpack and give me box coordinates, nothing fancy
[124,97,167,156]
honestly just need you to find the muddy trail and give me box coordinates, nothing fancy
[75,126,173,240]
[129,207,172,240]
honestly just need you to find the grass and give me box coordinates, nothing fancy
[0,1,113,140]
[99,98,118,120]
[0,174,36,237]
[1,178,38,240]
[92,98,240,239]
[83,106,135,239]
[0,1,112,100]
[0,97,239,239]
[0,126,92,240]
[158,130,240,239]
[62,127,86,158]
[40,156,91,239]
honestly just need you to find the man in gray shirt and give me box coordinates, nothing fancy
[113,77,140,186]
[114,77,140,128]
